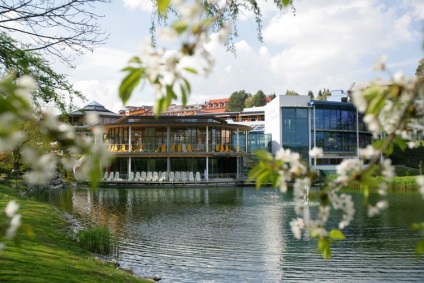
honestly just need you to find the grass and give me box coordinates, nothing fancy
[325,175,419,191]
[78,226,118,257]
[0,181,151,283]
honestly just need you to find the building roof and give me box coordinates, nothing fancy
[70,101,121,117]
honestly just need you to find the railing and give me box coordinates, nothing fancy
[102,171,243,182]
[106,143,248,153]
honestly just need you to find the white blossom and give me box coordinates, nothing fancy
[5,200,19,218]
[290,218,305,240]
[352,89,367,113]
[358,145,379,159]
[309,147,323,158]
[416,176,424,199]
[373,55,387,72]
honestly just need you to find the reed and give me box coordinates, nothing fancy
[78,226,119,257]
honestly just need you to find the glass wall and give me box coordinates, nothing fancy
[311,103,372,153]
[282,108,309,159]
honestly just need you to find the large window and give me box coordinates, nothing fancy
[282,107,309,159]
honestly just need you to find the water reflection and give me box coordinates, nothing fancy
[35,188,424,282]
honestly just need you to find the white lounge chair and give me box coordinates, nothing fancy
[140,171,147,182]
[189,172,194,182]
[134,172,140,181]
[159,171,166,182]
[182,144,187,152]
[181,171,187,182]
[102,171,109,181]
[169,171,174,182]
[195,171,201,182]
[146,171,153,182]
[107,172,114,181]
[114,172,122,181]
[152,171,159,182]
[175,171,181,182]
[128,172,134,181]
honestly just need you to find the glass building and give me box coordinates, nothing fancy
[102,116,252,182]
[265,95,372,173]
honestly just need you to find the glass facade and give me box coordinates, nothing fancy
[282,108,309,159]
[311,102,372,154]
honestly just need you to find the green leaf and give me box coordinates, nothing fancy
[128,56,142,64]
[329,229,345,240]
[415,239,424,258]
[183,67,198,74]
[180,83,187,106]
[172,20,188,34]
[318,237,332,259]
[282,0,291,6]
[119,68,144,105]
[256,170,271,189]
[394,136,407,152]
[254,149,274,162]
[372,139,384,150]
[247,163,265,182]
[158,0,171,13]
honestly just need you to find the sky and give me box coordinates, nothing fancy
[51,0,424,113]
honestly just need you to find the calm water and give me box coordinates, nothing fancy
[36,187,424,282]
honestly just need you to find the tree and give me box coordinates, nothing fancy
[308,90,314,100]
[244,95,254,108]
[269,93,276,100]
[227,90,248,112]
[285,90,299,95]
[316,88,331,101]
[0,0,110,67]
[252,90,267,106]
[0,33,84,113]
[416,58,424,77]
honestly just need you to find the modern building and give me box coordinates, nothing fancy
[265,95,372,174]
[102,115,252,184]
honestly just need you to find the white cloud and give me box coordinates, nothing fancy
[122,0,153,11]
[259,0,421,94]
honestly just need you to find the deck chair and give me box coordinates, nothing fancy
[182,144,187,152]
[107,172,114,181]
[225,145,232,152]
[128,172,134,181]
[152,171,159,182]
[120,144,127,152]
[181,171,187,182]
[112,144,118,152]
[146,171,153,181]
[177,144,182,152]
[114,172,122,181]
[187,144,192,152]
[140,171,147,182]
[134,172,140,181]
[215,144,220,152]
[175,171,181,181]
[159,172,166,182]
[195,172,201,182]
[102,171,109,180]
[161,144,166,152]
[171,144,176,152]
[189,172,194,182]
[169,171,175,182]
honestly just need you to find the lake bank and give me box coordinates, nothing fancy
[0,181,152,283]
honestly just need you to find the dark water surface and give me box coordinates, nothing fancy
[36,187,424,282]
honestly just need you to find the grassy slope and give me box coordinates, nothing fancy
[0,182,150,283]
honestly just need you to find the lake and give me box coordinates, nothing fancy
[35,186,424,282]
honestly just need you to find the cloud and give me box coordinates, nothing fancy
[122,0,153,12]
[259,0,421,94]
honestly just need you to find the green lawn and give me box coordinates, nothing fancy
[0,181,151,283]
